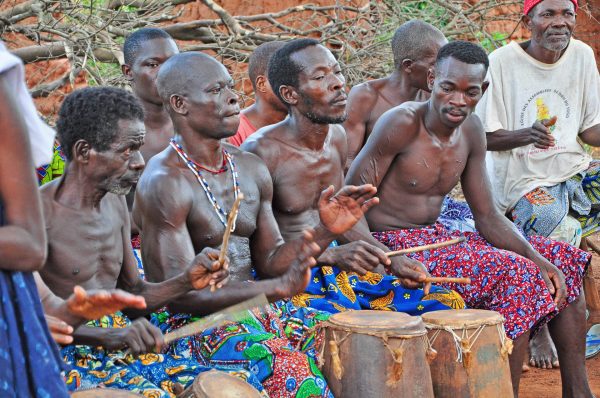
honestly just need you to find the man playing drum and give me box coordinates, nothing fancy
[347,41,591,397]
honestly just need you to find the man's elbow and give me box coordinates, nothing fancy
[23,241,48,271]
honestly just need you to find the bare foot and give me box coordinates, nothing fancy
[522,362,530,373]
[529,324,559,369]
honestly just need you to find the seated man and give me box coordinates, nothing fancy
[228,41,287,146]
[133,51,378,398]
[347,41,591,397]
[243,38,464,314]
[39,87,232,397]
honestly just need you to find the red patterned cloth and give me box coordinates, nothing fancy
[373,223,589,340]
[524,0,577,15]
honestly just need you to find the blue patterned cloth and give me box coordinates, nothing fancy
[0,203,69,397]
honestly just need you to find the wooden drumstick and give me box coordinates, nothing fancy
[385,236,466,258]
[423,277,471,284]
[211,192,244,292]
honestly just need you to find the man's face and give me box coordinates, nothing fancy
[126,38,179,105]
[182,61,241,139]
[428,57,487,129]
[93,119,146,195]
[411,37,448,92]
[291,45,347,124]
[526,0,576,53]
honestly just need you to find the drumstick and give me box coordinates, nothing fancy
[211,192,244,292]
[385,237,466,258]
[423,277,471,284]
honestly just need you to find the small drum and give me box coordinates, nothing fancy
[71,389,140,397]
[319,310,434,398]
[422,309,513,398]
[178,369,263,398]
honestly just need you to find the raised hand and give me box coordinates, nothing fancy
[185,247,230,290]
[325,240,390,275]
[275,229,320,298]
[66,286,147,320]
[318,184,379,235]
[46,314,74,345]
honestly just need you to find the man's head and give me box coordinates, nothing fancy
[248,41,287,112]
[523,0,577,53]
[268,39,347,124]
[122,28,179,105]
[156,52,240,139]
[428,41,489,128]
[57,87,145,195]
[391,20,448,91]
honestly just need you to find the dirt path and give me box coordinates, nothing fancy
[520,235,600,398]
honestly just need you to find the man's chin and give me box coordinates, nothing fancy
[109,185,133,196]
[306,112,347,125]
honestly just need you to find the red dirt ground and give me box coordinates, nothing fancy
[520,238,600,398]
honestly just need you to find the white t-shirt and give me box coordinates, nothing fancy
[476,39,600,212]
[0,41,55,167]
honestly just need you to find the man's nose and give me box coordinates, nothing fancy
[130,150,145,171]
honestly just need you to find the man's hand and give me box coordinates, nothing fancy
[324,241,390,275]
[389,256,432,294]
[275,230,320,298]
[520,118,556,149]
[185,247,230,290]
[318,184,378,235]
[106,318,164,355]
[66,286,147,321]
[46,315,74,345]
[536,258,567,307]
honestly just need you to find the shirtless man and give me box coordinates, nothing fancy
[39,86,229,396]
[133,51,377,397]
[228,41,287,146]
[343,20,447,170]
[243,38,464,314]
[347,40,591,397]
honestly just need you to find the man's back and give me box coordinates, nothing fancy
[344,77,429,168]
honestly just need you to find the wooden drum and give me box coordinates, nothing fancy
[71,389,140,397]
[319,310,434,398]
[178,369,263,398]
[422,309,513,398]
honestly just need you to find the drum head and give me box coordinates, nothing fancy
[422,309,503,328]
[193,370,262,398]
[71,389,140,397]
[326,310,426,335]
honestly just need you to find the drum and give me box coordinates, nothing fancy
[422,309,513,398]
[178,369,263,398]
[71,389,140,397]
[319,310,434,398]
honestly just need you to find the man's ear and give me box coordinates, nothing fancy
[481,80,490,96]
[401,58,414,73]
[427,68,435,91]
[255,75,268,93]
[121,64,133,81]
[73,140,91,164]
[279,85,298,107]
[170,94,187,115]
[522,14,533,31]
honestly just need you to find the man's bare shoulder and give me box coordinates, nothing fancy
[240,121,290,169]
[39,179,60,222]
[347,79,388,107]
[461,114,486,150]
[374,101,424,135]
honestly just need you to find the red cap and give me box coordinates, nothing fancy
[524,0,578,15]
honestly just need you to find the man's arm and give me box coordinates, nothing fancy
[342,84,377,172]
[345,108,432,288]
[0,75,47,271]
[486,122,555,151]
[579,124,600,147]
[461,116,566,305]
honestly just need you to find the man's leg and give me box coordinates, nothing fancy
[509,331,530,398]
[547,294,594,398]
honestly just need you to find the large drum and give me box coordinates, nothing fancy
[319,310,434,398]
[178,369,263,398]
[422,309,513,398]
[71,389,140,397]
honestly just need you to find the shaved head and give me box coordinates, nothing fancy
[391,20,446,68]
[248,41,285,89]
[156,52,224,102]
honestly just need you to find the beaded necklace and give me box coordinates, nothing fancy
[170,138,240,230]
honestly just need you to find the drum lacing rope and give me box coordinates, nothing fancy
[497,324,513,359]
[428,325,486,368]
